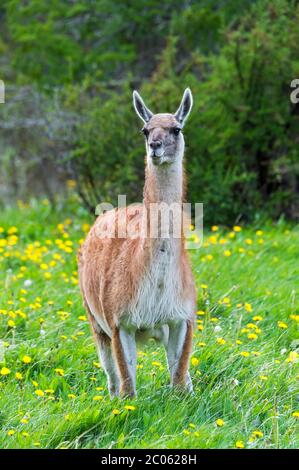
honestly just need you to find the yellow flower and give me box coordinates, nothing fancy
[7,319,16,328]
[244,303,253,312]
[240,351,250,357]
[247,333,258,340]
[252,430,263,438]
[292,411,299,418]
[22,355,32,364]
[277,321,288,329]
[54,368,65,377]
[78,316,87,321]
[8,226,18,234]
[7,430,15,436]
[93,395,104,401]
[68,394,76,399]
[1,367,11,375]
[216,338,226,345]
[152,361,162,367]
[35,389,44,397]
[15,372,23,380]
[235,440,244,448]
[224,250,231,257]
[33,442,41,447]
[196,310,205,316]
[286,351,298,363]
[112,409,121,415]
[256,230,263,236]
[211,225,219,232]
[233,226,241,232]
[191,357,199,366]
[245,238,253,245]
[200,284,208,289]
[124,405,136,411]
[253,316,263,321]
[22,432,29,438]
[259,375,268,381]
[216,419,225,427]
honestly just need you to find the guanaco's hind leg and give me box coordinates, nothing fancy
[112,326,137,398]
[166,320,193,392]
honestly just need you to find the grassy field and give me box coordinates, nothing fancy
[0,198,298,449]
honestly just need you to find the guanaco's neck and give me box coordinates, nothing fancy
[142,159,185,251]
[143,160,184,206]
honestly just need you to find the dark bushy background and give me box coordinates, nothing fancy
[0,0,299,224]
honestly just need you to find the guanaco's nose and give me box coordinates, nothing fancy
[150,140,162,150]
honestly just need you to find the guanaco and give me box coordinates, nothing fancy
[78,88,196,397]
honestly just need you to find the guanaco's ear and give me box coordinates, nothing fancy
[133,90,153,123]
[174,88,193,126]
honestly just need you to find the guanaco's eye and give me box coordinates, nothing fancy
[141,127,149,138]
[173,127,181,136]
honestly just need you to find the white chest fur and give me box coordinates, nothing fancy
[124,239,192,329]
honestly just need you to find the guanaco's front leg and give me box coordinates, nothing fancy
[166,320,193,392]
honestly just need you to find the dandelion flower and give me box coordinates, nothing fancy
[112,409,121,415]
[54,368,65,377]
[252,430,263,438]
[93,395,104,401]
[15,372,23,380]
[124,405,136,411]
[292,411,299,418]
[35,389,44,397]
[216,419,225,427]
[286,351,298,363]
[191,357,199,366]
[240,351,250,357]
[277,321,288,329]
[235,440,245,448]
[7,430,15,436]
[22,355,32,364]
[1,367,11,375]
[233,226,241,232]
[216,338,226,345]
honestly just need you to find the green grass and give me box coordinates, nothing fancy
[0,198,298,449]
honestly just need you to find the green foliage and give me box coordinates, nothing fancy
[64,0,299,223]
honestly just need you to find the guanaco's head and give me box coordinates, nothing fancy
[133,88,193,167]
